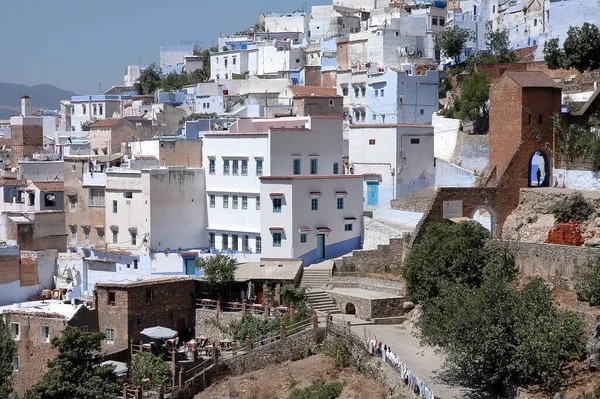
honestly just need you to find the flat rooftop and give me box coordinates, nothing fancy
[0,300,86,320]
[328,287,402,300]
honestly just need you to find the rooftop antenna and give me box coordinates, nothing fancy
[98,83,103,94]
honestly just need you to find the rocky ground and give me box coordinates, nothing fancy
[194,354,390,399]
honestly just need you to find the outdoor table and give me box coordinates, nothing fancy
[203,345,214,356]
[141,343,152,352]
[219,339,232,349]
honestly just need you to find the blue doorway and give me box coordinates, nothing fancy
[185,259,196,276]
[367,182,379,205]
[317,234,325,260]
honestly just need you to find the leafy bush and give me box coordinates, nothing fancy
[573,259,600,306]
[289,378,343,399]
[230,312,280,343]
[551,193,594,223]
[280,285,308,308]
[321,337,350,368]
[129,352,172,390]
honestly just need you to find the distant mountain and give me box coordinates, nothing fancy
[0,82,76,119]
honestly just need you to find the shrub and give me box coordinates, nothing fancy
[129,352,172,390]
[573,259,600,306]
[551,193,594,223]
[289,378,343,399]
[321,337,350,368]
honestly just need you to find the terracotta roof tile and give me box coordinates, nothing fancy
[349,123,433,129]
[90,118,126,129]
[504,71,562,88]
[0,179,27,187]
[0,138,11,148]
[34,182,64,192]
[310,114,343,119]
[288,86,339,98]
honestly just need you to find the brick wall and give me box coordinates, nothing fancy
[390,197,432,213]
[159,140,203,168]
[322,71,337,88]
[0,246,20,284]
[304,66,321,87]
[11,125,44,161]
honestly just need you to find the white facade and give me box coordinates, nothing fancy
[309,5,362,42]
[260,176,363,265]
[348,124,435,204]
[262,12,310,34]
[124,65,141,87]
[210,50,250,80]
[70,96,124,131]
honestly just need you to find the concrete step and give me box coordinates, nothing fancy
[305,290,340,314]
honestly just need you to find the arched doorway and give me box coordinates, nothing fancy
[345,302,356,315]
[528,151,550,187]
[471,206,496,236]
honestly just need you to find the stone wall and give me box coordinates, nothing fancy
[512,241,600,286]
[390,197,432,213]
[334,238,407,273]
[328,277,403,296]
[327,290,404,320]
[221,327,325,376]
[195,308,244,341]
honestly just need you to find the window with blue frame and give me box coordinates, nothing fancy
[333,163,339,174]
[273,232,282,247]
[273,198,282,212]
[223,159,230,175]
[241,160,248,175]
[256,159,263,176]
[209,159,215,174]
[311,198,318,210]
[337,197,344,210]
[345,223,353,231]
[293,159,301,175]
[300,233,307,243]
[310,158,318,174]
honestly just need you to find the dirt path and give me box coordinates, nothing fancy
[195,354,389,399]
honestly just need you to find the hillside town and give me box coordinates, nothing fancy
[2,0,600,398]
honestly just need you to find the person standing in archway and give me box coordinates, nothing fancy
[536,167,542,187]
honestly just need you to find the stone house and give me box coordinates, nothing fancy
[279,86,343,116]
[88,118,137,155]
[1,299,98,395]
[95,277,196,354]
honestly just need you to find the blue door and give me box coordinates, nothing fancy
[317,234,325,260]
[185,259,196,276]
[367,182,379,206]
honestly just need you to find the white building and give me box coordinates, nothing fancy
[70,95,128,132]
[104,167,208,274]
[309,5,363,42]
[262,11,311,34]
[203,115,363,266]
[348,123,435,204]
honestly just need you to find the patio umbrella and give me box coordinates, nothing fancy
[101,360,128,376]
[141,326,178,339]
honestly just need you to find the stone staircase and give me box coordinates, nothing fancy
[305,290,340,314]
[299,261,334,288]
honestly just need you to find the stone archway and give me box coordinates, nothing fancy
[345,302,356,315]
[528,150,550,187]
[471,206,497,236]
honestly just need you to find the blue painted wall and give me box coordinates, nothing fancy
[298,235,361,266]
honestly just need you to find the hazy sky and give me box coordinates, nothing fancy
[0,0,326,94]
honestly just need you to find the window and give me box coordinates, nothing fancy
[210,194,215,208]
[98,228,104,240]
[361,87,366,96]
[528,114,532,124]
[369,139,376,145]
[410,138,420,144]
[273,198,282,213]
[112,200,117,213]
[256,237,262,253]
[108,291,116,306]
[90,188,105,207]
[373,113,377,121]
[380,89,384,96]
[222,234,229,249]
[232,195,238,209]
[311,198,319,210]
[223,195,229,208]
[256,196,261,210]
[345,223,353,231]
[534,19,537,27]
[133,259,138,269]
[232,160,239,175]
[432,16,438,26]
[310,158,318,175]
[223,159,230,175]
[99,104,103,115]
[83,226,90,240]
[13,356,19,372]
[395,31,399,36]
[124,191,133,199]
[354,87,359,97]
[333,163,339,174]
[209,233,215,248]
[131,231,137,246]
[243,235,249,251]
[439,17,445,26]
[112,229,118,244]
[146,288,153,302]
[80,325,89,332]
[300,233,307,243]
[232,234,238,251]
[337,197,344,210]
[105,328,114,344]
[420,109,424,115]
[82,104,86,114]
[10,323,19,340]
[539,114,543,124]
[41,326,51,343]
[209,158,215,174]
[242,196,248,209]
[293,159,301,175]
[295,58,300,63]
[69,196,77,211]
[256,159,263,176]
[329,99,335,106]
[273,232,282,247]
[70,225,77,241]
[44,193,56,207]
[241,160,248,175]
[93,104,97,115]
[233,57,237,65]
[342,86,348,96]
[375,89,378,97]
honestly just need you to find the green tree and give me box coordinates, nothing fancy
[485,26,518,63]
[24,326,120,399]
[402,221,492,303]
[158,72,190,92]
[550,192,594,223]
[573,258,600,305]
[137,62,161,95]
[0,316,17,398]
[438,25,472,64]
[129,352,171,390]
[458,70,490,122]
[544,23,600,72]
[195,254,237,289]
[80,118,97,131]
